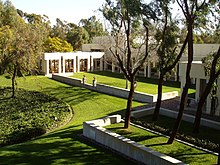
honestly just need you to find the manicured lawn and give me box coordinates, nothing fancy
[106,123,217,165]
[0,76,143,165]
[72,71,195,95]
[0,76,216,164]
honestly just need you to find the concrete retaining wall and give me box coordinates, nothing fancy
[83,115,186,165]
[52,74,178,103]
[131,107,220,130]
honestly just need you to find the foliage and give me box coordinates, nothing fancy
[202,51,220,76]
[44,36,73,52]
[79,16,107,42]
[130,118,219,152]
[0,0,48,97]
[101,0,151,128]
[0,87,71,146]
[66,25,89,50]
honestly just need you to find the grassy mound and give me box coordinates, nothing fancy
[0,87,72,146]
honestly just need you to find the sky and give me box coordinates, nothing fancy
[6,0,106,25]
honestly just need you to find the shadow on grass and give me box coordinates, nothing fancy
[92,71,181,88]
[167,147,215,165]
[42,86,101,107]
[0,124,134,165]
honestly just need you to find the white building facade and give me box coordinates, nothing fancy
[179,44,220,116]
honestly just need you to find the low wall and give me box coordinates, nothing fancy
[52,74,178,103]
[131,107,220,130]
[83,115,186,165]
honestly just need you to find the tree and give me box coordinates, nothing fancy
[66,24,89,50]
[152,0,188,121]
[0,0,44,97]
[50,18,68,40]
[167,0,213,144]
[79,16,107,43]
[193,46,220,133]
[44,37,73,52]
[101,0,150,128]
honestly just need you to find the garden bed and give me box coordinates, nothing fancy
[0,87,72,146]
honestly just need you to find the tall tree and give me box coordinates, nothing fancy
[0,0,44,97]
[66,23,89,50]
[79,16,107,42]
[152,0,188,121]
[101,0,151,128]
[193,46,220,133]
[167,0,216,144]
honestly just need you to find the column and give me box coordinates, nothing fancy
[144,63,147,77]
[62,57,65,74]
[100,57,103,71]
[112,62,115,72]
[46,60,49,76]
[147,61,151,78]
[58,57,62,74]
[87,57,90,72]
[90,56,94,72]
[195,78,200,102]
[77,57,80,72]
[73,57,76,73]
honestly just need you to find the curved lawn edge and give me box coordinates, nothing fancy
[0,87,74,147]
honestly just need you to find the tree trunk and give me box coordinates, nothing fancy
[11,65,17,98]
[152,73,164,121]
[167,18,193,144]
[193,77,216,133]
[125,78,128,89]
[124,79,135,129]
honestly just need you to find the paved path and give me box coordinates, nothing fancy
[133,97,220,122]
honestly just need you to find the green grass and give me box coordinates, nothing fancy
[0,76,143,165]
[0,76,216,164]
[106,123,217,165]
[72,71,195,95]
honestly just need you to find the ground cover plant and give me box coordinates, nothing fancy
[131,115,219,152]
[105,122,218,165]
[72,71,195,95]
[0,87,72,146]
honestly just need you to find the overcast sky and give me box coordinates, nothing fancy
[5,0,106,25]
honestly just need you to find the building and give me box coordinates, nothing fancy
[42,51,104,77]
[179,44,220,116]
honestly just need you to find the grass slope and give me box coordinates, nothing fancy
[0,76,143,165]
[72,71,195,95]
[0,76,216,164]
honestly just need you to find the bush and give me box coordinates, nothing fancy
[0,87,72,146]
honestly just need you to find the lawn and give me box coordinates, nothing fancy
[72,71,195,95]
[106,123,217,165]
[0,76,216,164]
[0,76,143,165]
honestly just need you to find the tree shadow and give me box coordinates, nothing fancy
[0,123,134,165]
[42,86,101,107]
